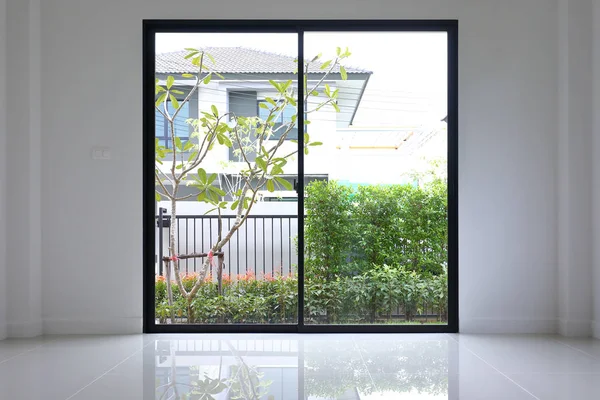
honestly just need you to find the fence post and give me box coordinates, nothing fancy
[158,207,166,276]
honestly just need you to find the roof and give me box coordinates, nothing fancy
[155,47,371,75]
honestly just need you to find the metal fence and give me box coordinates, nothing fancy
[156,209,299,277]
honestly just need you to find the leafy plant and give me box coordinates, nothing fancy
[156,48,352,322]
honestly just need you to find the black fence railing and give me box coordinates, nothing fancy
[156,210,299,277]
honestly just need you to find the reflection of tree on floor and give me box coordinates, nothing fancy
[153,338,449,399]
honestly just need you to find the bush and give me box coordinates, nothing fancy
[304,180,354,281]
[304,179,448,278]
[155,268,447,324]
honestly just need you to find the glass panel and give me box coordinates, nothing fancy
[154,32,298,325]
[303,32,449,326]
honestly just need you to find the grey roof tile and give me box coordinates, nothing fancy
[156,47,371,75]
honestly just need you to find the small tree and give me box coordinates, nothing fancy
[155,47,352,321]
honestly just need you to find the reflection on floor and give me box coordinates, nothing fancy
[1,333,600,399]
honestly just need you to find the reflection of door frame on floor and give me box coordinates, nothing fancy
[143,19,459,334]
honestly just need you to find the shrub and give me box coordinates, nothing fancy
[304,180,354,281]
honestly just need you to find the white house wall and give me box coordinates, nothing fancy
[0,0,591,336]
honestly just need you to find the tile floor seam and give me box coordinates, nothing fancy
[63,340,155,400]
[352,337,376,389]
[0,336,63,366]
[445,334,541,400]
[550,337,600,361]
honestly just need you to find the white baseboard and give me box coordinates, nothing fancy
[460,317,557,334]
[7,319,43,338]
[558,319,592,337]
[43,317,143,335]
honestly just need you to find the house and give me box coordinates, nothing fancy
[155,47,372,202]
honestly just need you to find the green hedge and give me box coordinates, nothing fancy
[305,179,448,278]
[156,267,447,324]
[155,179,448,324]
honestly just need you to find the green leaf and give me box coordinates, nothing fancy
[187,151,198,162]
[271,164,284,175]
[324,84,331,97]
[211,105,218,117]
[155,192,162,201]
[166,76,174,89]
[269,80,281,92]
[182,73,194,78]
[155,85,166,94]
[320,60,332,70]
[275,177,293,190]
[266,180,275,192]
[183,141,194,151]
[221,135,232,148]
[309,141,323,146]
[170,89,185,95]
[174,137,182,151]
[332,102,341,112]
[230,200,239,210]
[259,102,270,110]
[210,186,226,196]
[207,173,217,184]
[197,168,207,183]
[203,74,212,85]
[311,90,319,96]
[339,65,347,80]
[205,53,216,65]
[266,97,277,106]
[155,93,167,107]
[256,157,267,172]
[336,47,341,56]
[197,192,206,202]
[169,95,179,110]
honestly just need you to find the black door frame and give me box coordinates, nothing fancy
[143,19,458,334]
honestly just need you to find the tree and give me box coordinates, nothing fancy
[155,46,352,322]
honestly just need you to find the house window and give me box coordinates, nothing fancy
[257,100,298,140]
[155,100,191,148]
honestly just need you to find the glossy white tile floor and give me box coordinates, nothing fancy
[1,334,600,399]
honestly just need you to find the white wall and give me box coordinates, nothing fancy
[0,0,592,336]
[0,0,7,340]
[557,0,595,337]
[4,0,42,338]
[593,0,600,339]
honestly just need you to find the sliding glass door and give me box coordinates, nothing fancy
[143,20,458,333]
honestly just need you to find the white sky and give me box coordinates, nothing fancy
[156,32,447,127]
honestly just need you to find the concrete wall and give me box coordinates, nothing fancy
[0,0,597,336]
